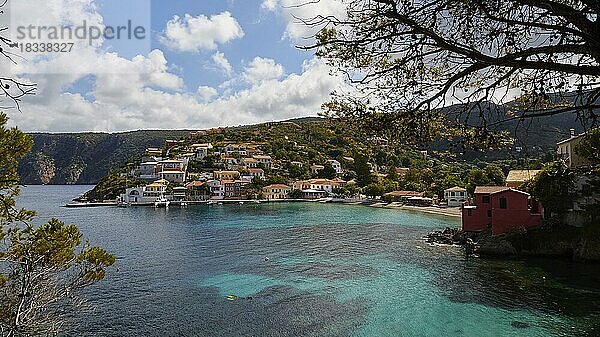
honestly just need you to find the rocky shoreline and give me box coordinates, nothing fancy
[425,224,600,261]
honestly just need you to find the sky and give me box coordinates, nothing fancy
[3,0,348,133]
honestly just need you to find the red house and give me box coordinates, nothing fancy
[462,186,543,236]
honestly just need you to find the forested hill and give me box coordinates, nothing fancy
[17,111,583,185]
[18,130,190,185]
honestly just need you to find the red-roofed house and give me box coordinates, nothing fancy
[462,186,543,235]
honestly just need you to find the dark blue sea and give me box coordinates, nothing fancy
[17,185,600,336]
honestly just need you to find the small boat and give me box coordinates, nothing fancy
[217,202,223,205]
[253,200,261,204]
[117,201,131,208]
[207,200,215,205]
[180,202,188,207]
[154,197,170,208]
[239,201,244,205]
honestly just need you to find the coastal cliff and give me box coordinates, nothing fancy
[18,130,189,185]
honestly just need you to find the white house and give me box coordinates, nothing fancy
[326,160,342,174]
[444,186,468,207]
[137,162,159,180]
[120,187,157,204]
[557,129,591,168]
[206,179,224,199]
[253,155,272,169]
[160,171,186,183]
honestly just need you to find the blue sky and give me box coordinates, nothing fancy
[6,0,346,132]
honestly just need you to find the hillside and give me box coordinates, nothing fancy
[19,130,190,185]
[18,107,586,186]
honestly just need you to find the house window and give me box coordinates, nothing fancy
[499,197,507,209]
[482,195,490,204]
[467,209,472,216]
[487,210,492,218]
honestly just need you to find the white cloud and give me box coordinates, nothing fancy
[5,2,348,133]
[261,0,278,11]
[198,86,218,102]
[160,12,245,52]
[242,57,285,85]
[212,52,233,76]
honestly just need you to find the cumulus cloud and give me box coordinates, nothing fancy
[5,1,348,133]
[212,52,233,76]
[242,57,285,85]
[198,86,218,102]
[161,12,245,52]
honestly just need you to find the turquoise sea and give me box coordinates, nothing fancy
[17,186,600,336]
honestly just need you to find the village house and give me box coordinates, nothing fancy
[506,170,542,189]
[226,144,248,156]
[557,129,591,169]
[186,181,208,201]
[159,170,186,183]
[137,162,159,180]
[253,155,273,169]
[242,157,259,168]
[222,180,246,199]
[263,184,291,200]
[159,159,185,171]
[290,161,304,167]
[172,187,187,201]
[444,186,468,207]
[144,179,169,198]
[206,179,224,199]
[214,170,241,181]
[247,168,265,179]
[301,189,327,199]
[221,156,238,169]
[146,147,162,157]
[292,179,343,194]
[119,187,156,204]
[196,171,214,181]
[326,159,343,174]
[462,186,543,236]
[310,164,325,175]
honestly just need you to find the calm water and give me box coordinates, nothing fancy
[16,185,600,336]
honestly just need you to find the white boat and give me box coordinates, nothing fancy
[154,197,170,208]
[180,202,188,207]
[239,201,244,205]
[117,201,131,208]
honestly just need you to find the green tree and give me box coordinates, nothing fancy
[363,183,385,197]
[352,152,375,187]
[318,163,337,179]
[575,129,600,165]
[528,162,576,216]
[310,1,600,144]
[0,14,115,331]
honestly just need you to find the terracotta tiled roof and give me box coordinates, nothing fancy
[264,184,290,189]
